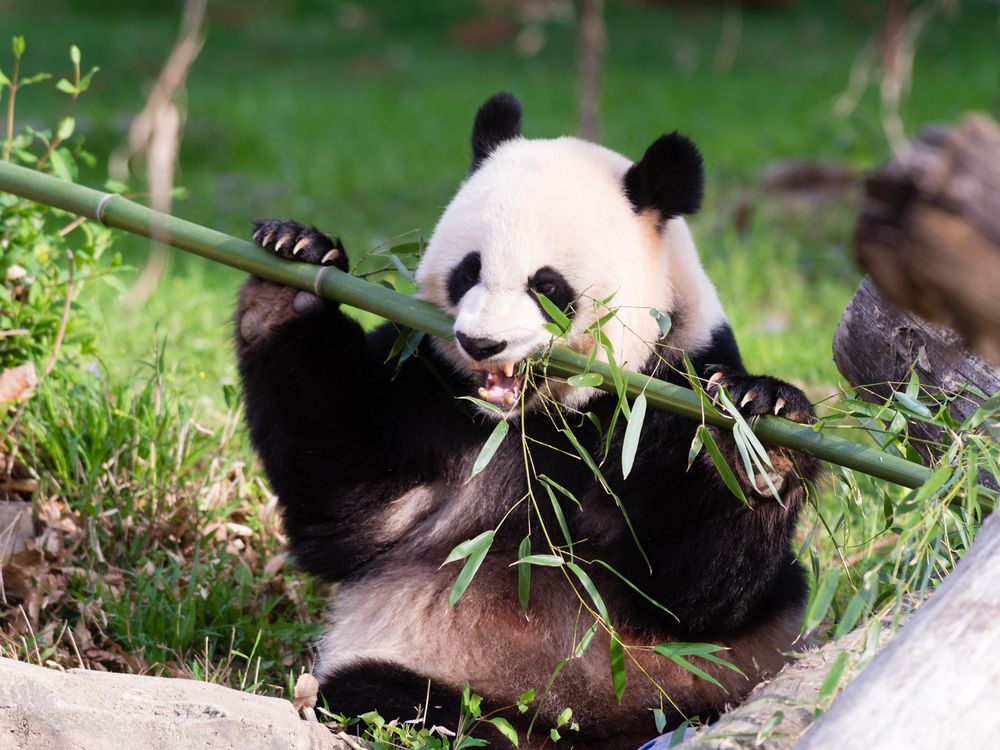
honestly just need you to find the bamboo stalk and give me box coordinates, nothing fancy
[0,161,936,489]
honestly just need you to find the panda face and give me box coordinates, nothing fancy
[414,94,722,415]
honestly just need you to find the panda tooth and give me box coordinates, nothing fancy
[502,362,515,378]
[478,387,490,400]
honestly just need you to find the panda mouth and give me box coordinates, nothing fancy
[473,361,523,407]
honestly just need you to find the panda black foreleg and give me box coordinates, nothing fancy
[235,220,456,579]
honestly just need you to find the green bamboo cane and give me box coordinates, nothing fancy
[0,160,935,489]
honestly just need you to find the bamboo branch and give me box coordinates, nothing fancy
[0,160,939,489]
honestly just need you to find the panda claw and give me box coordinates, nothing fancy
[321,249,341,265]
[707,371,724,390]
[293,237,310,256]
[740,391,756,408]
[275,235,290,252]
[264,230,277,247]
[774,397,786,415]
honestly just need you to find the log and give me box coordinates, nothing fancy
[853,115,1000,363]
[0,658,348,750]
[798,512,1000,749]
[833,276,1000,472]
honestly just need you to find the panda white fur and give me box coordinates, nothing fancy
[235,93,820,750]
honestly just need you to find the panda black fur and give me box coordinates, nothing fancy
[235,93,821,750]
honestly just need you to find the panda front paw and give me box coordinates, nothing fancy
[252,219,349,272]
[706,367,814,424]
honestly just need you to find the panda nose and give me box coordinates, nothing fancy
[455,332,507,361]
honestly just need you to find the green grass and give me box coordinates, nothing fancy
[1,0,998,739]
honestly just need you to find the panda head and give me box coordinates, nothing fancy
[414,92,715,415]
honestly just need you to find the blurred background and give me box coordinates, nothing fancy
[4,0,998,405]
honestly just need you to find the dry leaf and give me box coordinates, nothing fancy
[293,671,319,712]
[0,363,38,403]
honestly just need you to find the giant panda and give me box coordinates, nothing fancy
[235,92,821,750]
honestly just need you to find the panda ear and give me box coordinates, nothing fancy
[623,132,704,219]
[471,92,522,171]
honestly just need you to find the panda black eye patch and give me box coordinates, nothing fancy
[528,266,576,320]
[447,252,481,306]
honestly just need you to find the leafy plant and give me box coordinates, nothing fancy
[0,37,118,374]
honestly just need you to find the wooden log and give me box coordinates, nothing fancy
[833,276,1000,473]
[797,512,1000,749]
[853,115,1000,363]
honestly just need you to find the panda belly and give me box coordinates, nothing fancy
[312,554,802,740]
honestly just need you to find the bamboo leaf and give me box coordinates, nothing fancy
[592,560,676,620]
[442,530,495,566]
[518,536,531,613]
[609,634,627,702]
[389,253,415,282]
[488,717,519,747]
[470,420,510,479]
[538,474,581,507]
[755,711,784,745]
[652,644,724,689]
[448,535,494,608]
[567,372,603,388]
[516,554,565,567]
[833,584,873,640]
[566,561,609,621]
[653,708,667,734]
[803,567,841,633]
[535,292,571,335]
[541,482,574,553]
[622,393,646,479]
[649,308,672,336]
[817,651,849,707]
[698,425,748,504]
[894,390,932,419]
[574,622,599,658]
[687,427,705,469]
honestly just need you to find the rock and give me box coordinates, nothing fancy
[0,658,350,750]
